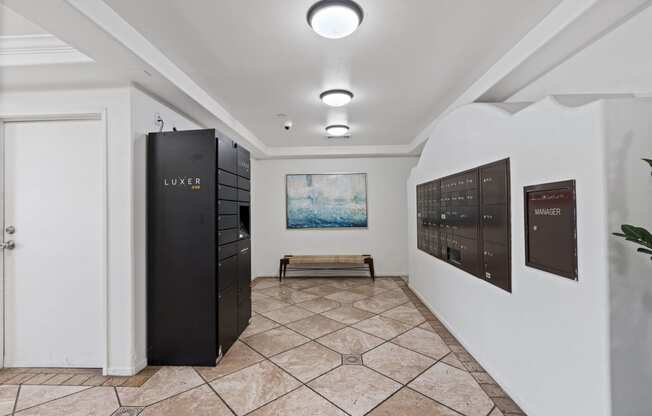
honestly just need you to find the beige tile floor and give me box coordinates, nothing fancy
[0,277,525,416]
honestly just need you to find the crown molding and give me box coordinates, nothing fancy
[0,34,94,67]
[261,144,419,160]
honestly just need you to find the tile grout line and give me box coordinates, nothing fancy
[113,386,122,407]
[192,366,241,416]
[404,386,468,416]
[10,386,94,414]
[11,384,21,416]
[247,365,344,416]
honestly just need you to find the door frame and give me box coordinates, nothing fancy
[0,111,109,373]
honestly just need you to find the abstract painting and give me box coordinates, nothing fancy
[286,173,368,229]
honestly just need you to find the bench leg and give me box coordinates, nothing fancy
[365,258,375,281]
[279,259,283,282]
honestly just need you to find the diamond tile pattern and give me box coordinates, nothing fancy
[309,365,401,416]
[321,305,375,324]
[367,387,460,416]
[3,277,525,416]
[363,342,435,384]
[352,315,413,340]
[409,363,494,416]
[260,305,314,324]
[242,326,309,357]
[381,304,426,326]
[210,361,300,415]
[270,342,341,382]
[286,314,346,339]
[316,327,384,355]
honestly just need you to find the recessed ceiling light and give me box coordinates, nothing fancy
[320,89,354,107]
[325,124,350,136]
[307,0,364,39]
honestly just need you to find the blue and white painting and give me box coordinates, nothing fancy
[286,173,368,229]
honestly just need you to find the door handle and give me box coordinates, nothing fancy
[1,240,15,250]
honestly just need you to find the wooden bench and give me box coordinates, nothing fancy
[279,255,375,281]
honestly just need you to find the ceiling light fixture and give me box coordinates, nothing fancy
[307,0,364,39]
[320,89,354,107]
[325,124,350,137]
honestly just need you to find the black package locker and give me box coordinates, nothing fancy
[147,129,252,366]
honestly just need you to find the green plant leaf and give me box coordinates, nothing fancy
[637,248,652,255]
[643,158,652,169]
[621,225,652,248]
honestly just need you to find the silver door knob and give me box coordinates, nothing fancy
[5,225,15,235]
[1,240,15,250]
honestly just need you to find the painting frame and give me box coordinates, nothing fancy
[285,172,368,230]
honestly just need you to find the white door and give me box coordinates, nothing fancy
[3,118,104,368]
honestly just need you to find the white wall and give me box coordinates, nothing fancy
[510,5,652,101]
[604,99,652,416]
[0,87,201,375]
[130,87,200,373]
[252,157,417,278]
[408,97,640,416]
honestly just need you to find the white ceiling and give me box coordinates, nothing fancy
[0,4,45,35]
[104,0,561,148]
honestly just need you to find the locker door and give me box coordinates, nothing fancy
[237,241,252,333]
[217,136,237,174]
[218,285,238,354]
[237,146,251,179]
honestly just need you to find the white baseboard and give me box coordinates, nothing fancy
[105,358,147,376]
[407,282,530,416]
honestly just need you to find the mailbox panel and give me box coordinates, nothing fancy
[524,180,577,280]
[417,159,510,292]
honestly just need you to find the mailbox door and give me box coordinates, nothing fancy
[481,160,509,205]
[483,241,510,290]
[482,204,509,244]
[525,181,577,279]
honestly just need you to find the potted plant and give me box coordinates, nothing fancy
[613,159,652,260]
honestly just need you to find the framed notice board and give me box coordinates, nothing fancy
[524,180,577,280]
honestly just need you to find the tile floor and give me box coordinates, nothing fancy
[0,277,525,416]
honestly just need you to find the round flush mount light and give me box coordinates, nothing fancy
[320,89,354,107]
[307,0,364,39]
[325,124,350,136]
